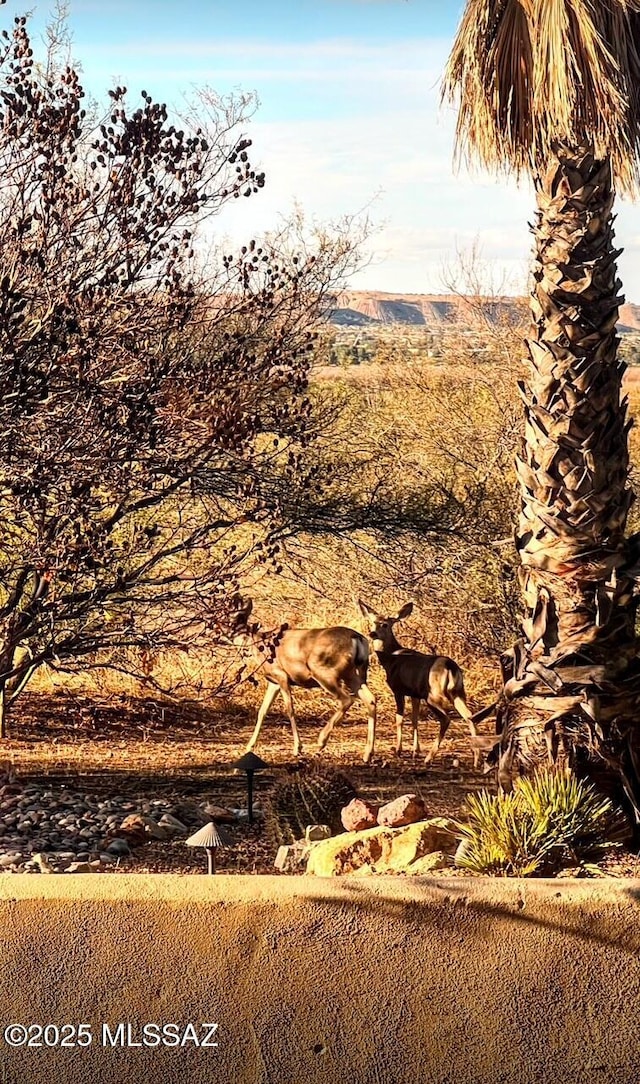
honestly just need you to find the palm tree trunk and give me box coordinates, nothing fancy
[498,146,640,821]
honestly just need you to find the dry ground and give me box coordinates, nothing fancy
[1,689,495,876]
[4,685,640,879]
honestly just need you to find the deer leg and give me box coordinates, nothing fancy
[246,681,280,752]
[424,705,450,765]
[453,695,479,738]
[317,694,353,752]
[357,683,377,764]
[278,684,302,757]
[394,692,405,756]
[410,697,421,759]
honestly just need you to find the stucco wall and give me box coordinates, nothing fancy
[1,875,639,1084]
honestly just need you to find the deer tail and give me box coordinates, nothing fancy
[448,666,472,721]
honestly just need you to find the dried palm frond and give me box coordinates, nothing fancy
[442,0,640,194]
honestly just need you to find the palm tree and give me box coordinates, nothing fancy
[443,2,640,821]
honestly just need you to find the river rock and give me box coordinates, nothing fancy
[105,838,131,858]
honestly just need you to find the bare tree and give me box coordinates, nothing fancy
[0,12,362,733]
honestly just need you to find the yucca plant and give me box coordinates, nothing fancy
[455,770,630,876]
[443,0,640,818]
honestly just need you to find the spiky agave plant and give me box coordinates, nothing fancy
[443,1,640,820]
[455,770,630,876]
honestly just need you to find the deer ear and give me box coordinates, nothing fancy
[397,601,413,621]
[358,599,373,617]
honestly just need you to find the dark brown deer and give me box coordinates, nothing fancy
[359,599,480,764]
[229,597,377,763]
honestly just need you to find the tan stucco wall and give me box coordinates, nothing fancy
[1,875,639,1084]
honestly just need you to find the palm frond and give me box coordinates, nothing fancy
[443,0,640,194]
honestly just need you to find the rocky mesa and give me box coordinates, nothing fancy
[328,289,640,332]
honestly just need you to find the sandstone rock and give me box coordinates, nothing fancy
[377,794,426,828]
[306,818,458,877]
[305,824,331,843]
[407,851,450,874]
[274,841,310,873]
[111,816,146,848]
[341,798,379,832]
[65,862,95,874]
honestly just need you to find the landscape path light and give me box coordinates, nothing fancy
[232,751,269,823]
[185,821,235,874]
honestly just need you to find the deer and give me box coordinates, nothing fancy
[359,599,486,765]
[227,596,377,763]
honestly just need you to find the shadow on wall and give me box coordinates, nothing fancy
[1,876,640,1084]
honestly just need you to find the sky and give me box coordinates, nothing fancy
[17,0,640,299]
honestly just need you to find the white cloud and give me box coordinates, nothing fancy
[76,32,640,299]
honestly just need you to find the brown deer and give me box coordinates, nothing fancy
[229,596,377,763]
[359,599,480,764]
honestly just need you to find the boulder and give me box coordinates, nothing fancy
[377,794,426,828]
[341,798,379,832]
[408,851,450,875]
[305,818,457,877]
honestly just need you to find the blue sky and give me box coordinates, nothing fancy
[18,0,640,299]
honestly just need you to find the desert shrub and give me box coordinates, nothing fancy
[455,770,629,877]
[272,333,524,663]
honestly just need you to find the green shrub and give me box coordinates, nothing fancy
[455,770,629,877]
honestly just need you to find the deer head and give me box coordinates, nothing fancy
[358,599,413,653]
[226,594,254,635]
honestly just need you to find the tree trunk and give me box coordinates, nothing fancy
[498,146,640,822]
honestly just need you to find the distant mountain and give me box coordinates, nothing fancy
[328,290,640,332]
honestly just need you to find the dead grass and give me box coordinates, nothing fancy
[4,341,640,878]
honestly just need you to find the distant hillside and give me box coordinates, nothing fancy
[328,290,640,332]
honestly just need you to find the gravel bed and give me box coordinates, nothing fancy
[0,780,265,875]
